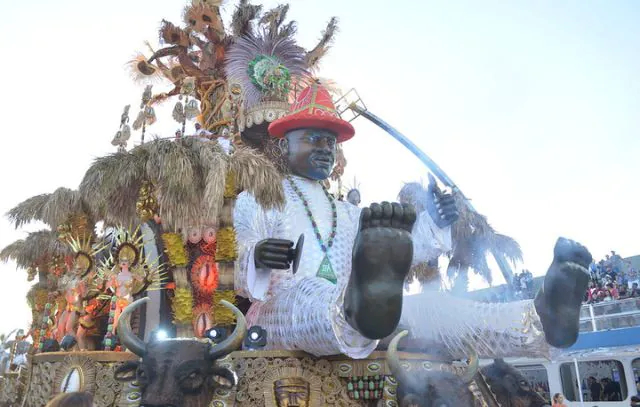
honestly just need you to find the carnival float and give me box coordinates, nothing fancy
[0,1,592,406]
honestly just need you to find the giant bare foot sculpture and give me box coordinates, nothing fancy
[344,202,416,339]
[534,237,592,348]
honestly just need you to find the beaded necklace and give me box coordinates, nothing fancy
[286,175,338,284]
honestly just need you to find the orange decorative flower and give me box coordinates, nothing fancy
[191,255,218,295]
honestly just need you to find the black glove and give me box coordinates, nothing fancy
[254,238,294,269]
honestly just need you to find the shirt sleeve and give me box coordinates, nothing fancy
[233,191,283,301]
[411,210,453,266]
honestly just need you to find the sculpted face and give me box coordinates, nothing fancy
[347,189,361,206]
[274,378,310,407]
[285,128,337,180]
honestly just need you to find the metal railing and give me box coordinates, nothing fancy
[579,297,640,332]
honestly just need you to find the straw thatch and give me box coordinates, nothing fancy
[7,188,85,230]
[0,230,69,270]
[79,138,284,231]
[230,146,284,209]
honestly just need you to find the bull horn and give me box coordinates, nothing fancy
[460,340,480,383]
[386,330,411,384]
[208,300,247,360]
[117,297,148,357]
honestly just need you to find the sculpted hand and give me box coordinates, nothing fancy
[254,238,294,269]
[426,173,459,229]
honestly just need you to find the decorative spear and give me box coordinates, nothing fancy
[335,89,515,284]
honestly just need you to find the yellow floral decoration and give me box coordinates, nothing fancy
[215,227,237,262]
[213,290,237,326]
[162,233,189,267]
[223,171,236,198]
[172,287,194,324]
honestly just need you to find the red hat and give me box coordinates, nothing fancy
[268,83,355,143]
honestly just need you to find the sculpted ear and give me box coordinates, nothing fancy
[211,367,237,389]
[114,361,140,382]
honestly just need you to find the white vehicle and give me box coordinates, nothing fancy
[494,297,640,406]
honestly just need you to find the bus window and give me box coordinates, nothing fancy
[514,364,550,402]
[560,360,627,402]
[632,358,640,395]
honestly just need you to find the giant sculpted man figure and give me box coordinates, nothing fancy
[234,83,590,359]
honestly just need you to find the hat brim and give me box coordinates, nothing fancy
[268,112,355,143]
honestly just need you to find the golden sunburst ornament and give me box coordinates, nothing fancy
[67,235,106,277]
[53,355,97,395]
[98,225,168,293]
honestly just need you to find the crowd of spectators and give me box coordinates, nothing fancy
[584,251,640,304]
[512,269,535,300]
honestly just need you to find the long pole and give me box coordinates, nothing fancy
[348,104,515,284]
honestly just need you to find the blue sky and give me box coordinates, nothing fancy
[0,0,639,334]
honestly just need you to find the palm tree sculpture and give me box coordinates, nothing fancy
[398,181,522,294]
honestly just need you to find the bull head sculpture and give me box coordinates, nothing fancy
[480,359,550,407]
[114,297,247,407]
[386,330,479,407]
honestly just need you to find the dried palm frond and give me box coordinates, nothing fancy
[81,137,283,231]
[42,188,84,229]
[278,21,297,41]
[0,240,25,265]
[145,139,202,228]
[230,147,284,209]
[230,0,262,37]
[197,141,227,222]
[79,151,147,227]
[447,199,523,285]
[0,230,68,270]
[159,20,191,47]
[260,4,291,38]
[305,17,338,71]
[7,194,49,229]
[7,188,85,230]
[398,183,522,285]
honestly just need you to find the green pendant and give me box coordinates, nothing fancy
[317,255,337,284]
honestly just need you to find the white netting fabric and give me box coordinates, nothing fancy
[246,277,377,358]
[235,177,550,359]
[400,293,549,359]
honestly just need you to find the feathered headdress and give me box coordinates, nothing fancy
[225,32,308,109]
